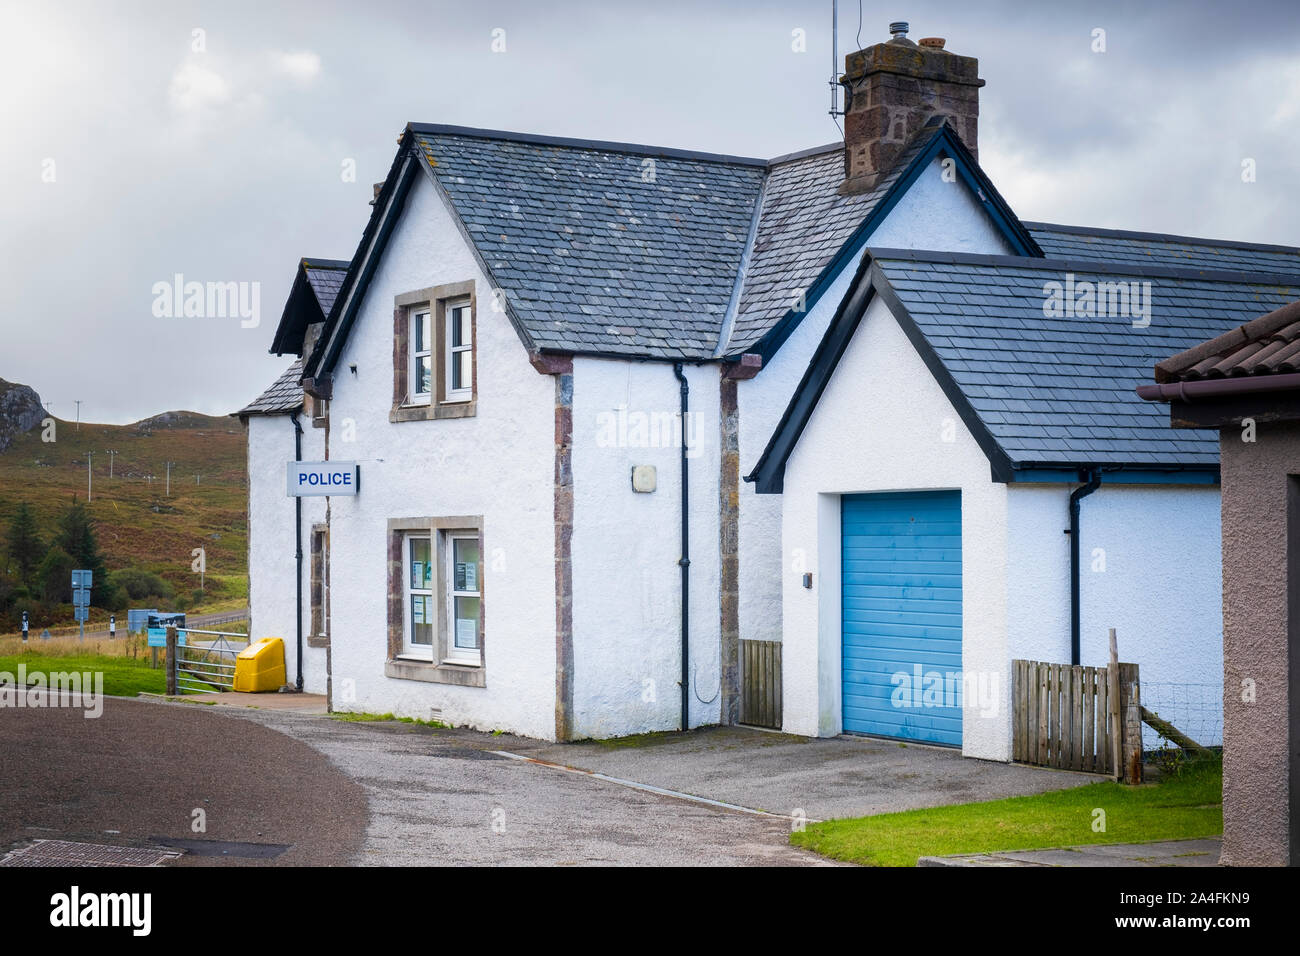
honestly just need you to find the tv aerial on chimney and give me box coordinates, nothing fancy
[828,1,844,122]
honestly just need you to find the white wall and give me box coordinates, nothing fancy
[246,412,328,694]
[569,359,722,737]
[779,295,1011,760]
[323,171,559,739]
[1007,482,1224,745]
[736,157,1015,648]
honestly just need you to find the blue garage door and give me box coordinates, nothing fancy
[841,490,962,746]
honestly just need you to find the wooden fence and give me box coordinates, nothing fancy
[740,639,782,730]
[1012,659,1142,781]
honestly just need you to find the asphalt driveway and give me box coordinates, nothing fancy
[510,726,1096,821]
[2,697,1095,866]
[225,708,824,866]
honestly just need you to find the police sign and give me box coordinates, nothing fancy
[287,461,359,497]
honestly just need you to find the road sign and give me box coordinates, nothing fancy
[71,569,93,590]
[73,606,89,623]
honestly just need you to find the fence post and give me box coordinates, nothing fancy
[165,626,177,696]
[1108,628,1122,780]
[1118,662,1143,784]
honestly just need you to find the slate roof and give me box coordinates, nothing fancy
[271,257,350,357]
[871,251,1300,468]
[728,138,919,354]
[1151,298,1300,382]
[237,359,304,417]
[412,126,766,359]
[1028,223,1300,277]
[303,259,348,316]
[307,121,1300,386]
[748,249,1300,489]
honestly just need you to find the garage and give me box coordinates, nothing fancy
[841,490,963,746]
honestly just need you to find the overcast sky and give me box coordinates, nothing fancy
[3,0,1299,423]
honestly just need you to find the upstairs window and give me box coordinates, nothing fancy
[445,300,473,402]
[392,282,477,422]
[410,309,433,404]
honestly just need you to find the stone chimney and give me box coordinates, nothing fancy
[840,22,984,194]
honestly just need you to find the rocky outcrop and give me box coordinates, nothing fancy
[0,378,44,452]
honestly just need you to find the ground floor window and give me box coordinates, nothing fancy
[403,533,435,661]
[388,517,484,676]
[309,523,329,645]
[448,533,481,663]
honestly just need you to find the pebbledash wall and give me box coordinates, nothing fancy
[569,357,722,737]
[778,295,1224,761]
[246,413,328,694]
[324,171,559,739]
[735,158,1015,649]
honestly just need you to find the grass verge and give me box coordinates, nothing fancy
[331,711,450,729]
[792,758,1222,867]
[0,651,165,697]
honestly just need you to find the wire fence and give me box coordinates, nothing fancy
[1140,681,1223,750]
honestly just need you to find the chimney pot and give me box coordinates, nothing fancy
[839,28,984,194]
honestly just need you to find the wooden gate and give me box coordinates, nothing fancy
[740,639,782,729]
[1012,659,1142,780]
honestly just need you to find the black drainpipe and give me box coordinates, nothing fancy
[290,412,305,692]
[673,363,690,731]
[1068,468,1101,666]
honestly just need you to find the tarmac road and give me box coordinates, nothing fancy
[0,696,366,866]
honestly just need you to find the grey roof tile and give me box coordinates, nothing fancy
[415,131,765,359]
[238,359,303,417]
[873,255,1300,467]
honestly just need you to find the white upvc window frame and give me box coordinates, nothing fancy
[443,531,482,664]
[443,299,473,403]
[401,532,435,661]
[410,308,433,405]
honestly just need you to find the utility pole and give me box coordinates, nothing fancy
[165,461,173,497]
[87,451,93,502]
[74,400,82,431]
[107,449,117,479]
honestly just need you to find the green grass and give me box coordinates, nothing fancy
[331,711,450,729]
[582,729,696,749]
[792,759,1223,867]
[0,650,165,697]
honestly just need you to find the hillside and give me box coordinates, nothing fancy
[0,384,248,622]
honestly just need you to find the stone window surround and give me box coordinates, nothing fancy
[391,281,478,423]
[385,515,486,688]
[308,522,329,648]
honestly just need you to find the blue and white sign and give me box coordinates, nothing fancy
[146,627,187,648]
[287,461,359,497]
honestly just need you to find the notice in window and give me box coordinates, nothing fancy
[455,618,477,649]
